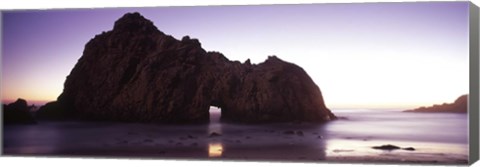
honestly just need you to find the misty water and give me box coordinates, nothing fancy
[3,109,468,163]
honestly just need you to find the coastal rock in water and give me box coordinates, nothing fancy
[372,144,401,150]
[39,12,335,123]
[3,98,36,125]
[283,130,295,135]
[209,132,222,137]
[405,95,468,113]
[372,145,416,151]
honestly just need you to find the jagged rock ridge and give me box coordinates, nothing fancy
[3,98,36,125]
[38,12,335,123]
[405,95,468,113]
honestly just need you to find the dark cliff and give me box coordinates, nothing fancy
[38,12,335,123]
[3,98,36,125]
[405,95,468,113]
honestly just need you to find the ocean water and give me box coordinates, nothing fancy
[323,109,468,162]
[326,109,468,144]
[3,109,468,163]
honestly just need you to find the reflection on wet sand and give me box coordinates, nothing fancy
[204,118,328,161]
[208,143,224,157]
[325,138,468,163]
[207,106,224,158]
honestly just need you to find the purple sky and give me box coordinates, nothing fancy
[1,2,470,108]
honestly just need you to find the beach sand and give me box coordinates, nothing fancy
[3,110,468,165]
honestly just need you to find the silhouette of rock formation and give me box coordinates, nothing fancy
[3,98,36,124]
[36,101,68,120]
[38,12,335,123]
[405,95,468,113]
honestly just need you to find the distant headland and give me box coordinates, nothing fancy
[404,95,468,113]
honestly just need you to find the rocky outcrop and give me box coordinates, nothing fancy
[405,95,468,113]
[372,144,415,151]
[3,98,36,125]
[38,12,335,123]
[36,101,69,120]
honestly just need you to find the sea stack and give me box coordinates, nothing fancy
[38,12,335,123]
[3,98,36,125]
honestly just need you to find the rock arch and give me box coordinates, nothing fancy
[38,12,335,123]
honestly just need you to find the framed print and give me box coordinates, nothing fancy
[2,1,479,166]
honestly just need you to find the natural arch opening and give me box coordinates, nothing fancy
[208,106,221,123]
[207,105,223,135]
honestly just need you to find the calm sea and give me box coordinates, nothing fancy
[3,108,468,162]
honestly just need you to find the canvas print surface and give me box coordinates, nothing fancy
[1,2,471,165]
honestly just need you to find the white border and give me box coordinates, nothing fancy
[0,0,475,10]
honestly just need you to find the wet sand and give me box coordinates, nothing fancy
[3,110,468,165]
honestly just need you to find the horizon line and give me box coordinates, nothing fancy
[0,98,452,110]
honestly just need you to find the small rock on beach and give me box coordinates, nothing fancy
[283,130,295,135]
[209,132,222,137]
[372,144,400,150]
